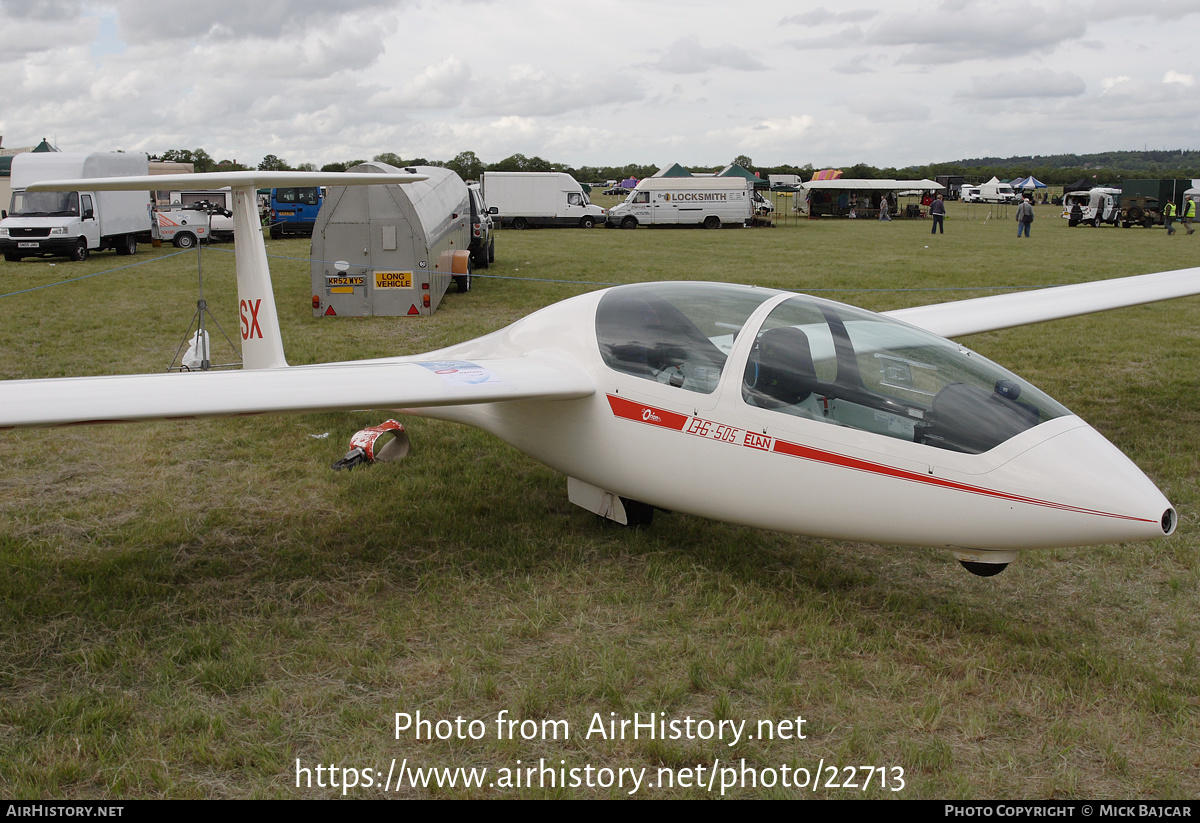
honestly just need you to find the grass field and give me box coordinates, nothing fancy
[1,203,1199,798]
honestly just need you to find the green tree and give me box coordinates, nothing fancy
[257,154,291,171]
[732,154,754,170]
[446,150,484,181]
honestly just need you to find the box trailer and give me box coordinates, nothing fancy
[171,189,234,240]
[311,163,474,318]
[1,151,151,262]
[480,171,605,229]
[605,177,752,229]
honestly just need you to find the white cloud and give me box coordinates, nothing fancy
[957,70,1087,100]
[646,35,768,74]
[1163,71,1195,87]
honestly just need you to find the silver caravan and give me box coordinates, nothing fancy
[605,177,753,229]
[311,163,473,318]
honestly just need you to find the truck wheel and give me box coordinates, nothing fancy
[174,232,197,250]
[511,217,528,230]
[4,252,21,263]
[704,215,721,229]
[1092,217,1101,228]
[580,216,595,229]
[269,226,282,239]
[72,239,89,261]
[620,217,637,230]
[115,234,137,256]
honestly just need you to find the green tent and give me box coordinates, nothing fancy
[652,163,694,178]
[717,163,767,189]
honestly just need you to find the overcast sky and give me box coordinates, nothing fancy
[1,0,1196,171]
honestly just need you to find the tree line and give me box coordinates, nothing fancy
[151,147,1200,187]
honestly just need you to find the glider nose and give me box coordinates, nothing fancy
[1001,421,1175,546]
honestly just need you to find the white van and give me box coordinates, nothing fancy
[480,172,605,229]
[606,178,753,229]
[1,152,151,261]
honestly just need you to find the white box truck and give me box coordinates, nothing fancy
[0,152,152,262]
[480,171,605,229]
[605,177,753,229]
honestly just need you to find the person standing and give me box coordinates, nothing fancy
[1016,196,1034,238]
[1164,200,1176,236]
[930,194,945,234]
[878,194,890,221]
[1185,196,1196,235]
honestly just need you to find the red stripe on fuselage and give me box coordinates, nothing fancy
[605,394,1153,524]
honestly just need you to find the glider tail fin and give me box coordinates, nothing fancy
[231,185,288,370]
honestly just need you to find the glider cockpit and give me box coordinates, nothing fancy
[595,282,1069,456]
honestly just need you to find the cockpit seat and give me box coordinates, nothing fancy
[744,327,818,409]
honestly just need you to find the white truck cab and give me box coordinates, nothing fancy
[0,152,151,262]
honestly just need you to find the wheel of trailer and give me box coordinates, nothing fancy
[620,216,637,230]
[511,217,528,230]
[580,216,595,229]
[115,234,137,256]
[456,273,471,293]
[174,232,197,250]
[704,215,721,230]
[72,239,89,261]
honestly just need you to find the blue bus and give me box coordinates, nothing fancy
[269,186,323,238]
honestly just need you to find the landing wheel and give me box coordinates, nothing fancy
[953,549,1015,577]
[959,561,1009,577]
[620,497,654,528]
